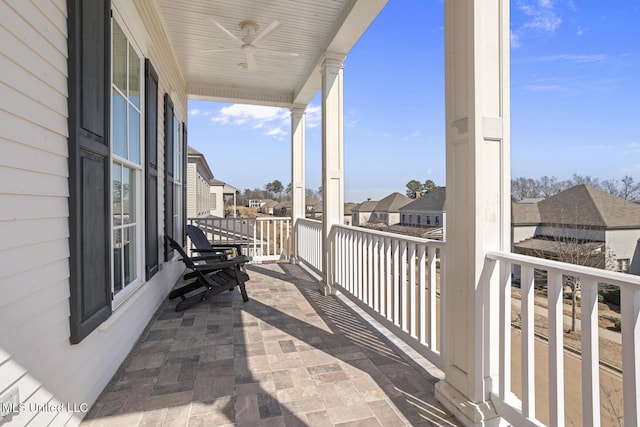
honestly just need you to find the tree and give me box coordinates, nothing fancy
[515,207,615,332]
[511,177,541,200]
[620,175,640,201]
[422,179,437,194]
[406,180,422,198]
[265,180,284,200]
[406,179,438,198]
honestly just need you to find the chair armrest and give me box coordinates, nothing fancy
[190,255,249,271]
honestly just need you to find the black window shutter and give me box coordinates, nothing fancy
[145,59,159,280]
[164,94,175,261]
[182,125,188,246]
[67,0,112,344]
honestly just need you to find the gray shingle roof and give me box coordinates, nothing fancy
[512,201,541,225]
[373,192,411,212]
[538,185,640,228]
[352,200,378,212]
[400,187,446,212]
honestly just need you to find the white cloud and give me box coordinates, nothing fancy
[189,108,213,117]
[512,0,566,48]
[305,105,321,128]
[209,104,291,139]
[403,131,422,141]
[535,54,608,64]
[626,142,640,154]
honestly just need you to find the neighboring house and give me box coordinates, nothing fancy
[351,199,378,226]
[186,146,214,218]
[259,200,278,215]
[248,199,263,208]
[399,187,446,229]
[210,179,239,217]
[274,200,292,217]
[512,185,640,275]
[369,192,411,226]
[343,202,357,225]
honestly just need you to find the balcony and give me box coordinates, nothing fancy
[84,217,638,426]
[81,261,460,426]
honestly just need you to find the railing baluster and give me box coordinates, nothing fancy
[426,246,435,347]
[386,237,392,321]
[400,241,408,331]
[621,286,640,426]
[547,270,565,427]
[393,239,400,326]
[409,243,417,338]
[373,237,379,312]
[521,264,536,419]
[367,235,374,307]
[498,260,512,401]
[581,278,600,427]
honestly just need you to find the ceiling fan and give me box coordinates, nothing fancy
[204,19,299,71]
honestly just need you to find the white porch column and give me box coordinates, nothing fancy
[320,53,345,295]
[291,106,306,263]
[434,1,510,426]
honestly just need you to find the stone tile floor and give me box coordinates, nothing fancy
[81,263,461,426]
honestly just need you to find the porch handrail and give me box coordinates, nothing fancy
[187,216,291,263]
[329,223,446,370]
[485,249,639,427]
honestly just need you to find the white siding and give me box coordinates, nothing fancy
[0,0,188,424]
[606,229,640,274]
[187,163,198,217]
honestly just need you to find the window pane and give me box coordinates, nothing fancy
[124,226,137,285]
[113,229,123,293]
[112,163,122,227]
[129,106,140,163]
[122,166,136,224]
[112,20,127,92]
[174,119,181,179]
[112,92,127,157]
[128,44,140,108]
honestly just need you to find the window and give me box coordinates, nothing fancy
[435,216,440,226]
[417,215,421,225]
[427,216,431,225]
[402,214,405,223]
[618,258,630,273]
[111,17,144,303]
[409,214,412,224]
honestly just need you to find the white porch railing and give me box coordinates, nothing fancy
[188,217,291,262]
[189,217,639,426]
[330,224,446,370]
[295,218,323,275]
[486,250,639,427]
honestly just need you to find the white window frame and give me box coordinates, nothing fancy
[110,11,145,308]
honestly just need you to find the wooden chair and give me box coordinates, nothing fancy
[165,235,249,311]
[186,224,244,257]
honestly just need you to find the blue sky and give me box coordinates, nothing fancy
[187,1,640,202]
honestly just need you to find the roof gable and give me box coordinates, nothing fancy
[538,185,640,228]
[373,192,411,212]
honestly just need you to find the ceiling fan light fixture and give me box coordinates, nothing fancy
[238,20,259,33]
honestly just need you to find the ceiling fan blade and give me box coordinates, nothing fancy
[246,52,256,71]
[258,48,299,58]
[209,18,242,43]
[251,20,281,45]
[202,48,240,54]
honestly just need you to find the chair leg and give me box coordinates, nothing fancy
[238,282,249,302]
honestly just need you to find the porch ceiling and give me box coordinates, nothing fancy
[153,0,387,107]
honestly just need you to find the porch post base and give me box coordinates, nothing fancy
[318,282,333,296]
[435,380,507,427]
[289,257,299,265]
